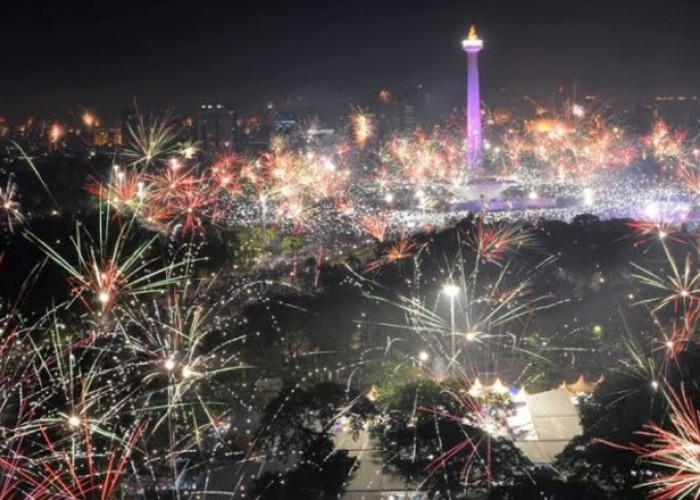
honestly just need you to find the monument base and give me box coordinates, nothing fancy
[449,177,558,212]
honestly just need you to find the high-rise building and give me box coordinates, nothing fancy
[92,127,122,147]
[652,95,700,127]
[399,84,429,131]
[373,89,398,139]
[119,105,137,149]
[196,103,236,152]
[461,25,484,170]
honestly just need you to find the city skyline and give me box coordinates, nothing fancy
[6,3,700,497]
[4,0,700,122]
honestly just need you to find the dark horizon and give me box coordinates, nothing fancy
[3,0,700,123]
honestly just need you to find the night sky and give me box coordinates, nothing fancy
[3,0,700,122]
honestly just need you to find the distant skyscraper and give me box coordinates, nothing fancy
[461,25,484,170]
[119,105,137,148]
[196,103,236,152]
[400,84,429,131]
[652,95,700,127]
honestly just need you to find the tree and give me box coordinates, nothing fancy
[553,371,658,498]
[250,382,375,499]
[554,347,700,499]
[373,379,531,498]
[234,226,276,267]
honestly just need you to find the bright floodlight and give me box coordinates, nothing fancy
[491,378,509,394]
[418,350,429,362]
[442,283,460,297]
[644,201,660,220]
[582,187,594,207]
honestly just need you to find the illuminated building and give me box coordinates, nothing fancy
[120,106,137,149]
[461,25,484,170]
[92,127,122,147]
[196,103,236,152]
[652,95,700,126]
[399,83,429,131]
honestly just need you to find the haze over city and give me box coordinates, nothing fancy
[4,0,700,121]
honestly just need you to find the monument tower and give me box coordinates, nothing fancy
[461,25,484,171]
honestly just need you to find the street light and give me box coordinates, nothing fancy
[418,350,429,363]
[442,283,460,363]
[442,283,460,298]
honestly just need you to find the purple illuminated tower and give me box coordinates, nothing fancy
[461,25,484,171]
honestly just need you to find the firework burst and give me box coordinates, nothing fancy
[463,219,536,265]
[360,214,390,242]
[366,234,426,273]
[350,107,374,149]
[0,175,24,233]
[359,225,560,382]
[631,241,700,317]
[604,387,700,500]
[26,204,188,317]
[122,112,182,167]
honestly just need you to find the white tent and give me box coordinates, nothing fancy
[509,388,583,464]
